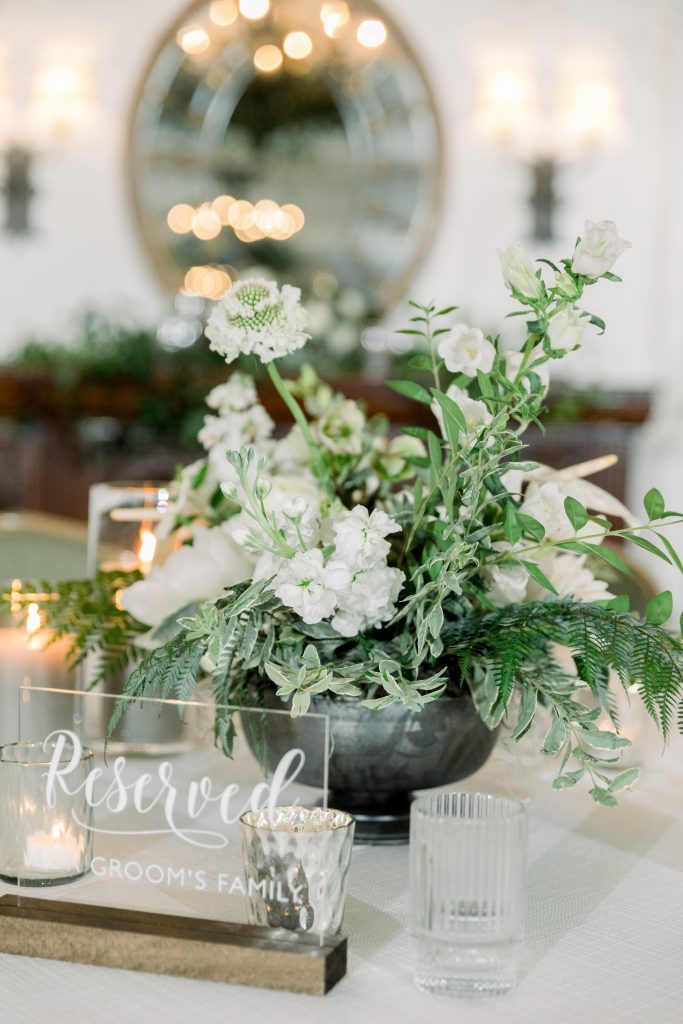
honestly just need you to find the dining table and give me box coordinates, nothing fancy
[1,714,681,1024]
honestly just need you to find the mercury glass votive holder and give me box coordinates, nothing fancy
[409,791,528,997]
[0,739,94,887]
[239,805,355,937]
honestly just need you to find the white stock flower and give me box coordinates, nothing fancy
[206,373,257,413]
[548,306,584,350]
[437,324,495,378]
[317,400,365,455]
[198,404,274,455]
[497,242,543,301]
[526,551,612,603]
[273,549,351,624]
[331,565,404,637]
[571,220,631,278]
[504,347,550,395]
[333,505,401,569]
[206,279,309,364]
[433,385,492,444]
[120,525,252,628]
[273,425,311,472]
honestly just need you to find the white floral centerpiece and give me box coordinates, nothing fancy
[21,222,683,806]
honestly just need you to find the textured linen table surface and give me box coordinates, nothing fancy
[1,732,682,1024]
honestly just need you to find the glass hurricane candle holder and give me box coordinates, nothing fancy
[240,805,355,938]
[0,738,94,887]
[409,791,528,997]
[87,481,172,577]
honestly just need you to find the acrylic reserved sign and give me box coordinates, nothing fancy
[1,686,329,921]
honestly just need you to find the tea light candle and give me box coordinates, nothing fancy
[24,822,83,874]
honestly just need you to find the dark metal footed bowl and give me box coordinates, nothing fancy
[243,692,497,845]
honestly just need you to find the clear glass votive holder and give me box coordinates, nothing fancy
[0,738,94,887]
[240,805,355,937]
[409,791,528,997]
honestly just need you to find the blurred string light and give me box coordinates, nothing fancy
[357,19,386,48]
[166,195,305,242]
[253,44,283,73]
[283,31,313,60]
[239,0,270,20]
[320,2,349,38]
[209,0,239,26]
[176,24,211,55]
[184,264,232,298]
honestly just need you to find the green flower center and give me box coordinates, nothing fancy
[230,285,284,331]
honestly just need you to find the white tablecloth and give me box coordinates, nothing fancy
[2,735,683,1024]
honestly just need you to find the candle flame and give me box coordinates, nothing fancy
[51,822,64,840]
[137,528,157,574]
[26,602,42,636]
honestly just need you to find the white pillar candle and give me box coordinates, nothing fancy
[24,822,83,874]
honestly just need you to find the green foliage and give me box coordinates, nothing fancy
[1,571,148,685]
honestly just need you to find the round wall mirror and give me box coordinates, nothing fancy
[128,0,443,326]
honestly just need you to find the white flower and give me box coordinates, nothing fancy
[374,434,426,481]
[526,551,612,603]
[548,306,584,350]
[120,525,252,628]
[206,279,310,364]
[317,400,365,455]
[433,385,492,444]
[571,220,631,278]
[331,565,404,637]
[206,373,257,413]
[437,324,495,377]
[505,347,550,395]
[554,271,579,299]
[198,405,274,455]
[520,480,607,543]
[273,549,351,624]
[486,561,529,608]
[273,425,311,473]
[497,242,543,300]
[333,505,401,569]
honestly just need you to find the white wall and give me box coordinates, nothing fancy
[1,0,683,393]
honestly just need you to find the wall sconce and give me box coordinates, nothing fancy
[476,66,620,240]
[1,62,95,236]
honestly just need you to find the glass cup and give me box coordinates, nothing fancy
[240,805,355,938]
[409,791,528,997]
[0,738,94,887]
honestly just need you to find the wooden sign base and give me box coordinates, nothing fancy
[0,894,347,996]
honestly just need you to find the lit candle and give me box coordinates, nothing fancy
[99,523,158,574]
[24,821,83,874]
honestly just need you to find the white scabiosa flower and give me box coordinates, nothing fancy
[571,220,631,279]
[206,279,310,364]
[497,242,543,301]
[206,372,258,413]
[273,549,351,624]
[437,324,495,377]
[332,505,401,569]
[331,565,404,637]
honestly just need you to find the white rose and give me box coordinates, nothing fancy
[548,306,584,350]
[571,220,631,278]
[526,551,612,603]
[318,400,365,455]
[520,480,607,543]
[437,324,495,377]
[497,242,543,301]
[120,525,252,628]
[505,347,550,395]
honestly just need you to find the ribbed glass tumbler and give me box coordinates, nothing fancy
[409,791,528,997]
